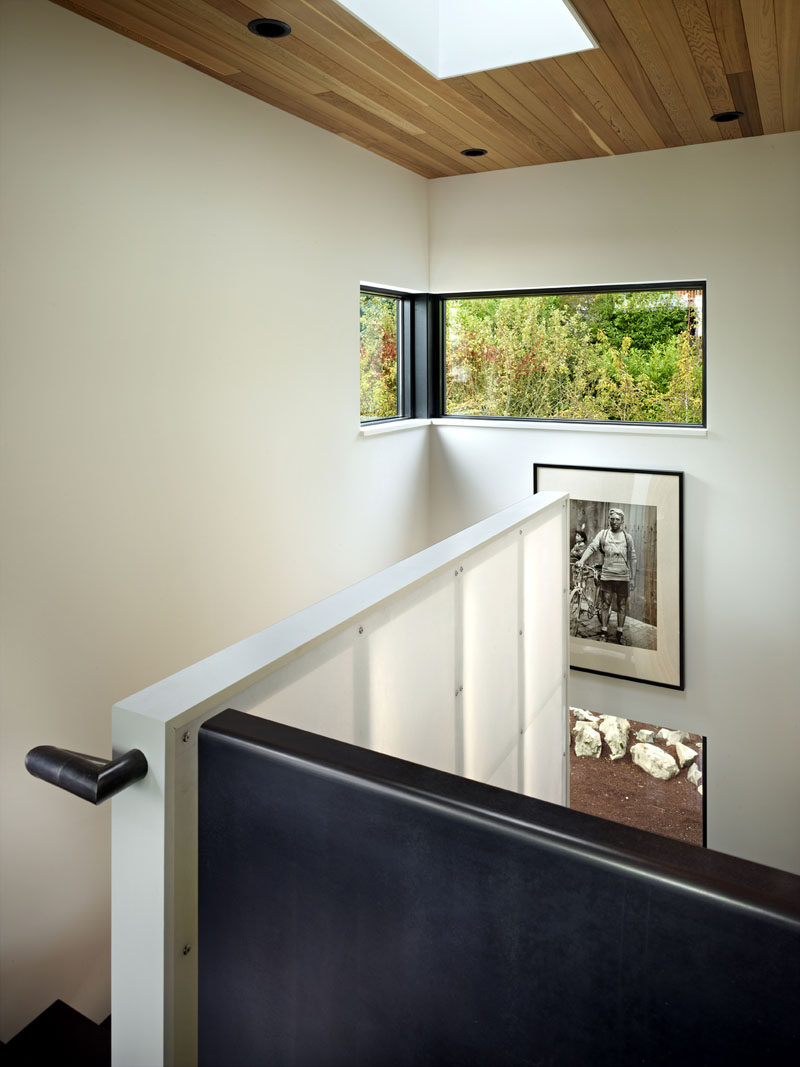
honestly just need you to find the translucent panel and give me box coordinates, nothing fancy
[523,686,566,805]
[234,628,357,745]
[486,742,519,793]
[366,572,456,773]
[462,535,519,783]
[524,513,565,730]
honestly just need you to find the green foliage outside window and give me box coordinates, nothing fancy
[360,292,399,421]
[445,289,703,424]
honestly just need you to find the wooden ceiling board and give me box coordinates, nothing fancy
[648,0,726,142]
[227,50,493,178]
[50,0,799,179]
[536,57,631,156]
[740,0,784,134]
[605,0,706,145]
[445,75,562,167]
[228,70,442,176]
[568,0,685,148]
[488,65,600,161]
[152,0,502,172]
[775,0,800,131]
[276,20,517,172]
[580,48,666,151]
[454,71,574,164]
[554,51,652,153]
[728,70,765,135]
[291,1,542,170]
[205,0,258,22]
[263,30,471,151]
[315,90,476,176]
[706,0,752,74]
[115,0,315,86]
[672,0,741,140]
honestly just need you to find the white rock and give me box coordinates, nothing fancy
[635,729,655,743]
[572,722,601,758]
[599,716,630,760]
[572,706,599,723]
[698,784,703,795]
[662,729,690,746]
[630,743,679,781]
[674,742,697,769]
[655,728,670,741]
[687,764,703,787]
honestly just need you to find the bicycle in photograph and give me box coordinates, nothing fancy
[569,563,599,636]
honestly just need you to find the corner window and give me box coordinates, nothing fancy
[442,284,705,426]
[360,288,405,423]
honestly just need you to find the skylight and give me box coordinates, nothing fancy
[336,0,596,80]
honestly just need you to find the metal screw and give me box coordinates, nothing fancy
[358,625,364,635]
[519,630,523,636]
[182,944,192,956]
[182,731,191,743]
[459,566,463,573]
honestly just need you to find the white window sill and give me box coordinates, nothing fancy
[431,418,708,438]
[359,418,432,437]
[359,417,708,439]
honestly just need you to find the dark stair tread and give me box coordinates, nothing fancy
[4,1000,110,1066]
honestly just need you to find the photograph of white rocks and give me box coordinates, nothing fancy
[569,707,704,845]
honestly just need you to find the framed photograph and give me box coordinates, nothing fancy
[533,464,684,690]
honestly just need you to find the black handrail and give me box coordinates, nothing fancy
[25,746,148,804]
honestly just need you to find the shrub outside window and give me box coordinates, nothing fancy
[360,289,402,422]
[443,285,704,426]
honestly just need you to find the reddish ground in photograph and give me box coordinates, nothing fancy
[568,710,704,846]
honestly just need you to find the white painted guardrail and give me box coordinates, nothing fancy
[111,490,569,1066]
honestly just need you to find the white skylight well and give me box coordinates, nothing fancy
[336,0,596,80]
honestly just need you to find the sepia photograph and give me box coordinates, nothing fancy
[534,464,683,689]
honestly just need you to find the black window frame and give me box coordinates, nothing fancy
[437,281,707,429]
[359,286,435,425]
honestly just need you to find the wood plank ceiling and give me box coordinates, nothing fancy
[51,0,800,178]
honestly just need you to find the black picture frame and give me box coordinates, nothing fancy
[534,463,684,690]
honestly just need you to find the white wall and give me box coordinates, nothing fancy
[428,132,800,877]
[0,0,430,1040]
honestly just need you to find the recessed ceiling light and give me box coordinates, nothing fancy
[461,148,487,157]
[710,110,743,123]
[247,18,292,39]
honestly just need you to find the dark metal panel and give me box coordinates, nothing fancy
[411,293,441,419]
[199,709,800,1067]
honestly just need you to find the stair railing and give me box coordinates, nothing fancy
[26,490,569,1067]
